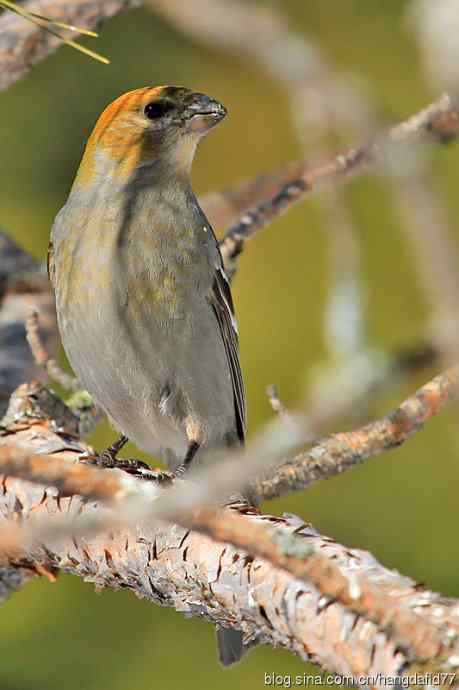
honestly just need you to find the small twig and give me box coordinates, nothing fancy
[0,233,59,416]
[24,309,103,437]
[25,309,78,392]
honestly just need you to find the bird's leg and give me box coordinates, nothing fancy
[99,434,129,464]
[82,434,150,471]
[175,419,202,476]
[175,441,200,476]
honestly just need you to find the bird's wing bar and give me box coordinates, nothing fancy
[210,265,246,443]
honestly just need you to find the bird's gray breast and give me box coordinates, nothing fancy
[51,184,234,461]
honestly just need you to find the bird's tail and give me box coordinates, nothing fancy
[216,627,245,667]
[215,434,259,666]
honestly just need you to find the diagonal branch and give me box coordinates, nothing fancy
[0,0,142,91]
[0,441,453,668]
[186,506,459,667]
[255,365,459,500]
[0,473,417,679]
[218,94,459,274]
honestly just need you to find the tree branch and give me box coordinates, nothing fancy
[255,365,459,500]
[1,355,457,524]
[0,0,142,91]
[218,94,459,275]
[0,472,419,679]
[0,232,57,416]
[1,411,459,677]
[186,506,459,667]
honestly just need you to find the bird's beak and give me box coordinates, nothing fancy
[183,93,227,134]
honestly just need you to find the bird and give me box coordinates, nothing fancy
[49,86,249,665]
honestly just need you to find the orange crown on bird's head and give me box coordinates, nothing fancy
[72,86,227,189]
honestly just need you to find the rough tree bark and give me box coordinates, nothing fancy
[2,382,459,681]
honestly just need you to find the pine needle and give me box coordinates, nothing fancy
[0,0,110,64]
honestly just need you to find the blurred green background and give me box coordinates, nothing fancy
[2,1,459,688]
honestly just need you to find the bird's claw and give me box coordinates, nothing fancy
[79,453,174,484]
[173,463,188,477]
[80,453,150,472]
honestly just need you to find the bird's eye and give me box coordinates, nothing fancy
[144,100,174,120]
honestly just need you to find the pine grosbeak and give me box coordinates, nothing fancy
[49,86,248,665]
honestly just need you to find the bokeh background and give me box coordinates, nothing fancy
[1,1,459,688]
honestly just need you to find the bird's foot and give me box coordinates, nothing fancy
[80,453,152,472]
[97,434,129,467]
[80,434,151,472]
[80,436,173,484]
[173,463,188,478]
[81,452,173,480]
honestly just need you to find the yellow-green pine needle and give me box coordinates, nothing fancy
[0,0,109,64]
[29,12,99,37]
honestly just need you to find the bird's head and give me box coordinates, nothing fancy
[73,86,227,189]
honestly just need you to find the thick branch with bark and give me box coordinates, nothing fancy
[1,368,459,678]
[0,474,416,678]
[0,437,458,679]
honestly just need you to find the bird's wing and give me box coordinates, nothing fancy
[209,261,246,444]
